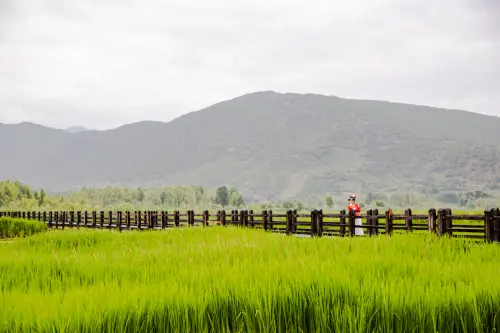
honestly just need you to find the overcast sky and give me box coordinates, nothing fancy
[0,0,499,130]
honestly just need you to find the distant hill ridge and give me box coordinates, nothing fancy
[1,91,499,201]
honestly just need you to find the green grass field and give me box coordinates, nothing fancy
[1,226,499,332]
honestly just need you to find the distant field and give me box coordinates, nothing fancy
[1,227,499,332]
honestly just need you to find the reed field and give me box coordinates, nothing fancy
[1,226,500,332]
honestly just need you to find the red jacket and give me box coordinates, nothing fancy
[348,203,361,217]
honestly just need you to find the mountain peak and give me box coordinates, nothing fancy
[64,126,89,133]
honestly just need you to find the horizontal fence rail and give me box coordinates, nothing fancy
[1,208,500,242]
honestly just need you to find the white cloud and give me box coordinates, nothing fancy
[0,0,499,129]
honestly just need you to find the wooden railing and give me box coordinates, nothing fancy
[1,208,499,242]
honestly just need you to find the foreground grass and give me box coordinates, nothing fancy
[0,227,499,332]
[0,217,47,239]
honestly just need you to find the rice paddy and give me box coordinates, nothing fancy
[0,217,47,239]
[1,226,499,332]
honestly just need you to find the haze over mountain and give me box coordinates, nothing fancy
[64,126,89,134]
[1,91,500,201]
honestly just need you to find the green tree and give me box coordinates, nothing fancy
[215,186,229,207]
[325,194,334,209]
[160,191,167,205]
[38,189,46,206]
[229,192,245,208]
[137,187,145,202]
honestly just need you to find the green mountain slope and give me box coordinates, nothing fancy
[1,91,500,201]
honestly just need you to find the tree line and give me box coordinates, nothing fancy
[0,181,245,211]
[1,180,497,212]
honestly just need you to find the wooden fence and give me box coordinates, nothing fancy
[1,208,500,242]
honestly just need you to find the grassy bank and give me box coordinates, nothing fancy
[0,216,47,239]
[0,227,499,332]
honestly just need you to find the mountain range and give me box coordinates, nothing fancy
[2,91,500,202]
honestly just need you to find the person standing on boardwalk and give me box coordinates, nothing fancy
[348,194,364,236]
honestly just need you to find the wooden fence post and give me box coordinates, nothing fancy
[385,209,393,235]
[268,210,273,230]
[48,211,53,228]
[446,208,452,237]
[286,210,293,235]
[221,210,226,226]
[203,210,209,227]
[317,209,324,237]
[76,211,81,228]
[428,209,437,234]
[117,211,122,231]
[136,211,142,229]
[108,211,113,229]
[70,211,75,228]
[348,210,355,236]
[310,210,317,236]
[292,209,298,234]
[234,210,239,225]
[405,208,413,232]
[98,211,104,228]
[249,210,254,227]
[262,210,268,231]
[171,211,176,227]
[485,209,493,242]
[437,209,446,237]
[240,210,246,227]
[373,209,379,235]
[340,210,346,236]
[366,209,373,236]
[126,211,131,229]
[493,208,500,242]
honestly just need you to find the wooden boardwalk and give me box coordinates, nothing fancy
[1,208,500,242]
